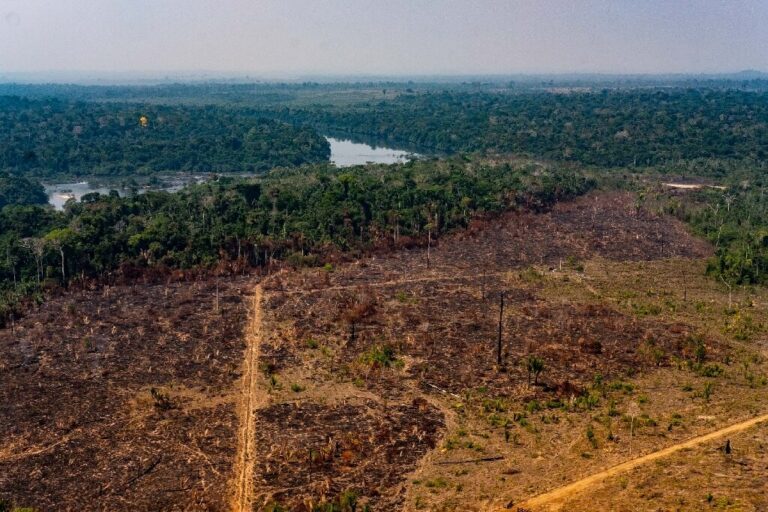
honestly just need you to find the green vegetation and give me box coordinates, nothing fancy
[311,491,367,512]
[0,173,48,209]
[0,96,330,178]
[360,345,400,368]
[271,89,768,166]
[667,185,768,286]
[0,500,35,512]
[525,355,545,385]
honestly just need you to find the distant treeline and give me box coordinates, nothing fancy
[270,89,768,167]
[0,158,594,325]
[0,96,330,178]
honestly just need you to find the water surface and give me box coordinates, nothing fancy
[327,137,415,167]
[45,179,193,210]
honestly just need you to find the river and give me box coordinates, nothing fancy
[327,137,415,167]
[45,137,418,209]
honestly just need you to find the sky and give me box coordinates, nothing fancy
[0,0,766,78]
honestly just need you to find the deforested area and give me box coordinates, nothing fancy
[245,190,768,511]
[2,179,767,511]
[0,277,251,511]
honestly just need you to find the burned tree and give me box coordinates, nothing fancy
[497,291,505,368]
[340,292,376,344]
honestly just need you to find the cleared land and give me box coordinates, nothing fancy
[515,414,768,511]
[2,191,767,511]
[0,278,252,511]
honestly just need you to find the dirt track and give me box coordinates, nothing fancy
[513,413,768,511]
[233,286,265,512]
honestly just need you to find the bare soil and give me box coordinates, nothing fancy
[0,278,251,511]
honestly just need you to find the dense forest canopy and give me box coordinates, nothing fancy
[270,89,768,167]
[0,172,48,210]
[0,96,330,178]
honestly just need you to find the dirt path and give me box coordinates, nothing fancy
[512,412,768,511]
[232,285,265,512]
[284,270,512,296]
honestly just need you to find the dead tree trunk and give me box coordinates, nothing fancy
[497,291,505,367]
[427,227,431,269]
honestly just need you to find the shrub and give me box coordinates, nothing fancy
[573,391,601,411]
[586,425,598,448]
[525,400,542,413]
[698,364,724,378]
[360,345,401,368]
[482,398,507,413]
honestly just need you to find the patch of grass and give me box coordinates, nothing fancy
[310,490,365,512]
[519,267,544,282]
[586,425,598,449]
[546,399,564,409]
[394,290,418,304]
[424,477,449,489]
[667,413,684,430]
[630,301,662,317]
[444,435,484,452]
[290,383,305,393]
[487,413,510,428]
[609,381,634,394]
[724,309,762,341]
[698,364,724,378]
[525,399,542,413]
[565,255,585,272]
[636,414,658,427]
[360,345,402,368]
[482,398,507,413]
[573,391,600,411]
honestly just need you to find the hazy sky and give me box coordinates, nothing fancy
[1,0,766,76]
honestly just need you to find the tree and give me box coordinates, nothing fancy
[526,355,545,385]
[19,237,45,287]
[0,172,48,209]
[45,228,75,285]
